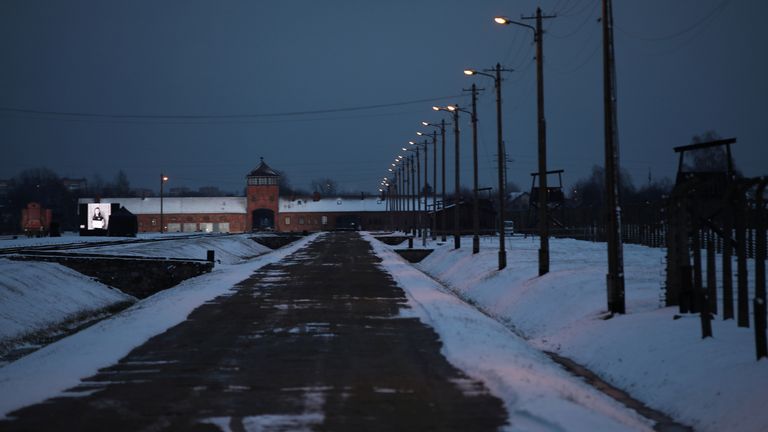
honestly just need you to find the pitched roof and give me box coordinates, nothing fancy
[247,158,280,177]
[278,196,434,213]
[78,197,247,214]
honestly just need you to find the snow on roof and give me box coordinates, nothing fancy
[79,197,247,214]
[280,196,391,213]
[279,196,436,213]
[247,159,280,177]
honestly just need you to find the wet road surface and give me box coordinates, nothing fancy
[1,232,508,431]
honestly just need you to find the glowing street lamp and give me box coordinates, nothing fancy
[464,64,512,269]
[160,173,169,233]
[433,105,463,249]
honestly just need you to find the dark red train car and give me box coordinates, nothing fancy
[21,202,52,237]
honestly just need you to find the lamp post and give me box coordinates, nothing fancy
[402,146,419,237]
[433,105,463,249]
[419,128,439,241]
[423,120,449,242]
[460,84,483,254]
[412,138,430,247]
[159,173,169,233]
[464,66,511,268]
[496,9,554,275]
[395,155,408,232]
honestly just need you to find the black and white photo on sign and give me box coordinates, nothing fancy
[87,203,110,230]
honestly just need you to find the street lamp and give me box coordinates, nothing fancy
[433,104,463,250]
[495,8,555,275]
[464,65,512,269]
[423,120,450,242]
[412,138,430,247]
[419,129,439,241]
[404,143,422,237]
[159,173,169,233]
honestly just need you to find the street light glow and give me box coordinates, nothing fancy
[421,121,429,126]
[432,106,440,111]
[416,132,424,136]
[446,105,457,111]
[464,69,476,76]
[162,175,169,182]
[408,141,416,145]
[494,16,510,25]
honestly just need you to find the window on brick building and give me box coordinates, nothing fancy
[285,216,291,225]
[299,216,305,225]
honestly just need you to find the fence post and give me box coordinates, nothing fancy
[707,230,718,315]
[723,190,735,320]
[692,226,703,313]
[754,179,766,359]
[735,187,750,328]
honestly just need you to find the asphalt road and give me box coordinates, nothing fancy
[1,232,508,431]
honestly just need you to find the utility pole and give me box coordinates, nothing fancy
[522,7,556,276]
[494,65,508,270]
[464,64,512,268]
[463,83,483,254]
[410,154,417,236]
[441,119,448,242]
[416,145,421,238]
[432,130,438,241]
[602,0,626,314]
[423,140,428,247]
[452,108,461,249]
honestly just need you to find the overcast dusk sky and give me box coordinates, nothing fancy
[1,0,766,194]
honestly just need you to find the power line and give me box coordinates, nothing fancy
[0,94,465,122]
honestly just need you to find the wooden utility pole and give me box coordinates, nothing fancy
[452,108,461,249]
[441,119,448,242]
[432,130,438,241]
[463,84,483,254]
[602,0,626,314]
[522,8,555,276]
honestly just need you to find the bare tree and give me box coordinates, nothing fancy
[311,178,338,196]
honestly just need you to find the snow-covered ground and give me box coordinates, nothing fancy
[0,233,321,418]
[73,234,272,265]
[0,234,271,360]
[0,259,135,345]
[367,234,653,431]
[375,233,767,432]
[0,232,136,249]
[2,231,765,431]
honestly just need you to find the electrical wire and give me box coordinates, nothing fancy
[0,94,466,123]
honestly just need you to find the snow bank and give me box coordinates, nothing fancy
[0,259,134,344]
[0,233,136,249]
[406,234,768,432]
[74,234,271,264]
[366,233,653,432]
[0,233,321,418]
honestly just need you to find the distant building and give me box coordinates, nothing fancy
[79,159,391,233]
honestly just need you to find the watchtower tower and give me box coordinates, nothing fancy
[246,158,280,231]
